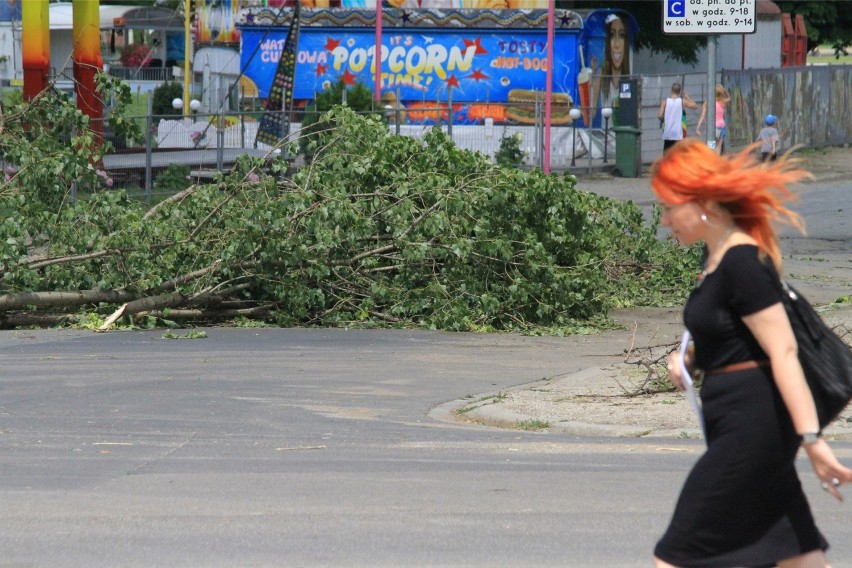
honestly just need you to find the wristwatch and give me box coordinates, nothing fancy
[799,431,822,445]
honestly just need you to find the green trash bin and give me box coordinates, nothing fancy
[613,126,641,178]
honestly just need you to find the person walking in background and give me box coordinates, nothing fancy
[650,139,852,568]
[659,83,698,152]
[697,83,732,155]
[758,114,780,162]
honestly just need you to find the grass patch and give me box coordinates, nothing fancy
[162,330,208,340]
[516,419,549,431]
[807,45,852,65]
[125,92,150,118]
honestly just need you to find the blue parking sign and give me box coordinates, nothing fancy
[667,0,685,18]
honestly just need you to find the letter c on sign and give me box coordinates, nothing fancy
[668,0,685,17]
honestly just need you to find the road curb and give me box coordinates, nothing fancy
[431,367,705,439]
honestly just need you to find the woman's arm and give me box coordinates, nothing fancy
[695,101,707,135]
[743,304,818,431]
[743,303,852,500]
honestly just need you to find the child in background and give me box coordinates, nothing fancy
[757,114,779,162]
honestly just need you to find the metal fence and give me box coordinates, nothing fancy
[100,64,850,200]
[99,109,277,204]
[101,100,615,202]
[723,65,851,150]
[107,66,175,83]
[638,65,851,163]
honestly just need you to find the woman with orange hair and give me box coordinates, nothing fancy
[651,139,852,568]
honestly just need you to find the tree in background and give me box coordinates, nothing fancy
[776,1,852,56]
[151,81,183,116]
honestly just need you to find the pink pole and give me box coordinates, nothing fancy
[543,0,554,173]
[374,0,382,103]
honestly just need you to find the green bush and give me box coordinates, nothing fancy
[151,81,183,117]
[495,129,526,166]
[153,164,191,194]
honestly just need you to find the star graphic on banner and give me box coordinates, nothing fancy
[468,68,489,82]
[446,74,460,89]
[462,37,488,55]
[342,69,357,85]
[401,10,411,23]
[560,14,575,27]
[324,37,341,51]
[316,64,327,76]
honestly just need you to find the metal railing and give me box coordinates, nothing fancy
[100,64,852,202]
[100,99,613,203]
[107,66,175,83]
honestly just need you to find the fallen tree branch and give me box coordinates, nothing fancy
[27,248,122,271]
[139,305,275,320]
[121,291,186,315]
[158,260,223,291]
[0,289,135,311]
[143,185,198,220]
[0,312,74,329]
[96,303,127,332]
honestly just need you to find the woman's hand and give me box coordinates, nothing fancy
[666,352,687,391]
[802,439,852,502]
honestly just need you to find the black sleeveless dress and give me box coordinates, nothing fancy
[654,245,828,567]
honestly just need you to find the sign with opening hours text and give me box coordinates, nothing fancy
[663,0,757,34]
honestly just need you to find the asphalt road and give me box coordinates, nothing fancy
[2,326,852,567]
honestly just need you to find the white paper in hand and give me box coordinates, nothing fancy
[679,330,705,439]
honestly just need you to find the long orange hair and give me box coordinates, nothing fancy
[651,138,811,271]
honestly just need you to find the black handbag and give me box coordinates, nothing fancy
[781,281,852,428]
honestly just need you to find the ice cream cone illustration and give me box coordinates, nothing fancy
[577,45,591,126]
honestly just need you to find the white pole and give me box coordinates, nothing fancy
[706,35,717,150]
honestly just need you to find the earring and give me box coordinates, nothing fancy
[700,214,708,223]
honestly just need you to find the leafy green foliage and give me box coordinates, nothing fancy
[0,73,138,212]
[97,72,143,148]
[297,78,378,161]
[2,105,698,332]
